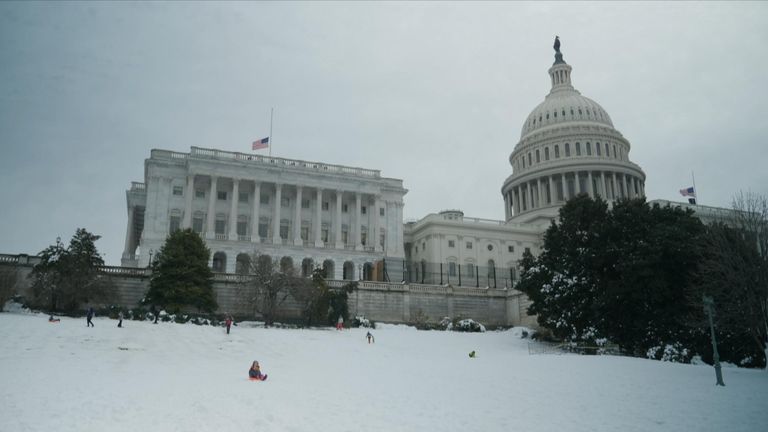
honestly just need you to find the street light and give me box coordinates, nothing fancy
[148,249,154,268]
[702,295,725,386]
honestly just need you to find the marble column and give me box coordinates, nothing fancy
[206,176,217,239]
[561,174,567,202]
[294,186,303,246]
[588,171,594,198]
[272,183,282,244]
[251,182,261,243]
[183,174,194,228]
[355,192,363,250]
[122,206,135,259]
[373,195,381,252]
[549,176,555,205]
[228,179,240,240]
[314,188,323,247]
[335,190,343,248]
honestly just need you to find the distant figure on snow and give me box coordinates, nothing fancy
[469,350,476,358]
[48,315,60,323]
[248,360,268,381]
[225,316,233,334]
[86,307,95,327]
[117,310,124,328]
[336,315,344,330]
[366,331,375,344]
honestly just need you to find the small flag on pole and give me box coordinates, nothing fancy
[252,137,269,150]
[679,187,695,198]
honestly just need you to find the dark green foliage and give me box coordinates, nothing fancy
[29,229,115,312]
[291,267,356,327]
[326,281,355,326]
[145,229,217,313]
[517,196,707,360]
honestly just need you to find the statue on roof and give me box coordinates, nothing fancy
[553,36,561,53]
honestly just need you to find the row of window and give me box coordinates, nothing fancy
[528,105,607,129]
[171,214,386,246]
[172,186,385,216]
[516,140,624,171]
[414,240,530,255]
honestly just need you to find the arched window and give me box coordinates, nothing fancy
[565,143,571,157]
[363,262,374,281]
[545,147,550,161]
[301,258,314,277]
[322,259,335,279]
[280,256,294,273]
[193,211,204,234]
[212,252,227,273]
[535,149,540,163]
[554,145,560,158]
[586,142,592,156]
[169,209,182,233]
[575,142,581,156]
[343,261,355,280]
[235,253,251,275]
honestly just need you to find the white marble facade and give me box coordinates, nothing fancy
[122,147,407,281]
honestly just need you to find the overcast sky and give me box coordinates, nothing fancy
[1,2,767,265]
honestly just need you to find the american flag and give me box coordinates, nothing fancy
[679,187,695,197]
[252,137,269,150]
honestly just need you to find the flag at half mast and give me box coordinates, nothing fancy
[252,137,269,150]
[679,187,695,197]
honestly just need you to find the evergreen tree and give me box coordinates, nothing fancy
[29,229,113,312]
[145,229,217,313]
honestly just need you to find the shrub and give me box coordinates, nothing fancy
[352,315,376,329]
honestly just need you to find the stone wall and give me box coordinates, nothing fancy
[1,254,536,328]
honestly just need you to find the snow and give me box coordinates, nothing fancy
[1,311,766,432]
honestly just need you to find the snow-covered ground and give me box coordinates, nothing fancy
[1,310,766,432]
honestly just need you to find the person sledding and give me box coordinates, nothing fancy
[48,315,60,323]
[248,360,268,381]
[366,331,375,344]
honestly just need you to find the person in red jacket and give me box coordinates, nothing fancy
[225,316,233,334]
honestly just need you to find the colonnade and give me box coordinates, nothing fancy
[505,170,645,218]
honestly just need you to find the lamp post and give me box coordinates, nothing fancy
[702,295,725,386]
[358,264,362,281]
[148,249,154,269]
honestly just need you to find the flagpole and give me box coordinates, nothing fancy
[269,107,274,157]
[692,171,698,205]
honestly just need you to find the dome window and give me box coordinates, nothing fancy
[528,152,532,166]
[535,149,540,163]
[539,115,542,123]
[613,144,617,158]
[596,142,602,156]
[546,113,550,120]
[575,142,581,156]
[554,111,557,118]
[605,143,610,157]
[570,108,574,116]
[562,109,566,117]
[545,147,550,161]
[586,142,592,156]
[565,143,571,157]
[578,108,583,115]
[554,145,560,158]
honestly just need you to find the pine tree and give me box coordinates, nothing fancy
[145,229,217,313]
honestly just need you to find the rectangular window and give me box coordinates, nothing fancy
[448,262,457,277]
[258,222,269,238]
[260,194,269,205]
[575,142,581,156]
[342,230,348,244]
[173,186,183,196]
[466,263,475,277]
[379,233,385,247]
[192,217,204,234]
[237,221,247,236]
[342,204,349,213]
[508,245,514,253]
[448,240,455,248]
[379,207,385,217]
[281,197,290,207]
[361,206,367,215]
[361,232,367,246]
[239,192,248,203]
[322,201,330,211]
[301,199,310,209]
[280,224,289,239]
[169,216,181,233]
[301,226,309,241]
[466,241,473,249]
[215,220,226,234]
[196,189,205,199]
[321,228,329,242]
[217,191,227,201]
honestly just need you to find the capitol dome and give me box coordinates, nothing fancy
[501,39,646,225]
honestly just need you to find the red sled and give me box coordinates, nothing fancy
[249,374,268,381]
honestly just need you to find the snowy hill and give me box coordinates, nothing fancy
[1,311,766,432]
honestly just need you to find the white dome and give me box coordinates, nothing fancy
[520,92,614,139]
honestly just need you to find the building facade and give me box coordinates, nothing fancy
[122,147,408,281]
[121,42,650,295]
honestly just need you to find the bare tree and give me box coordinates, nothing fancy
[731,191,768,360]
[237,253,295,326]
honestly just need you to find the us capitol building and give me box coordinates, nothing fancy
[121,41,647,289]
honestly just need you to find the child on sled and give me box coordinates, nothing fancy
[248,360,268,381]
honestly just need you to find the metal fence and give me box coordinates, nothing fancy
[398,260,518,288]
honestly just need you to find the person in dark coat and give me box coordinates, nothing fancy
[225,316,233,334]
[86,307,95,327]
[117,310,123,328]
